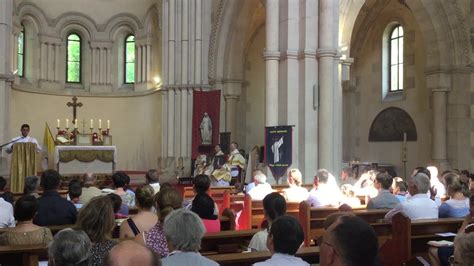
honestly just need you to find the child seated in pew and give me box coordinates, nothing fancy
[68,179,83,209]
[254,215,309,266]
[0,195,53,245]
[249,192,286,252]
[189,175,221,233]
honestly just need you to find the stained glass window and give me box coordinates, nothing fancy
[67,33,81,83]
[124,35,135,84]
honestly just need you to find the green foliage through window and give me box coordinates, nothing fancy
[125,35,135,84]
[67,34,81,83]
[17,29,25,77]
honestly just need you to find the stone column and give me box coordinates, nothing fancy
[432,87,449,169]
[263,0,279,127]
[0,0,13,174]
[298,0,318,182]
[341,58,354,162]
[223,80,242,140]
[318,0,338,172]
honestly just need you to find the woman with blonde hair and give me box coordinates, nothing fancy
[75,196,117,265]
[119,185,157,238]
[135,187,183,257]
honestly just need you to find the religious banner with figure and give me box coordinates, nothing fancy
[192,90,221,159]
[265,126,292,182]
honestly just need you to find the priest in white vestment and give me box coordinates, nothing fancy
[5,124,42,153]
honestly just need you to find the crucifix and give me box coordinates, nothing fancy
[66,96,83,125]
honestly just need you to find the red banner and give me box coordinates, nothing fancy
[192,90,221,159]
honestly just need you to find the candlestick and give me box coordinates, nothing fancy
[57,119,60,128]
[90,119,93,129]
[99,119,102,129]
[107,120,110,129]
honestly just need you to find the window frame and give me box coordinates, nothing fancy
[66,33,82,84]
[388,25,404,92]
[17,26,25,77]
[124,34,135,84]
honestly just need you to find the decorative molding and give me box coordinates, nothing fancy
[12,83,161,98]
[208,0,225,80]
[447,0,470,65]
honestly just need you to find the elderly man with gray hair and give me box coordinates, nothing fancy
[48,229,91,266]
[247,172,274,201]
[384,172,438,222]
[162,209,218,266]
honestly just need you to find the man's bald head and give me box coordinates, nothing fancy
[104,240,160,266]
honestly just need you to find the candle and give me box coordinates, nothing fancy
[99,119,102,129]
[403,132,407,143]
[107,120,110,129]
[57,119,60,128]
[74,119,78,129]
[66,119,69,128]
[90,119,93,128]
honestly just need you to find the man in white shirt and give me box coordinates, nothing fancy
[307,169,340,207]
[247,172,273,201]
[5,124,42,153]
[384,172,438,222]
[254,215,309,266]
[283,168,309,202]
[0,197,15,228]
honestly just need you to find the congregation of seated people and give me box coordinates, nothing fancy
[2,165,474,265]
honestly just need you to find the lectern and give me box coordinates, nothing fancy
[10,143,37,193]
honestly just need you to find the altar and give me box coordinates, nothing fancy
[55,146,116,175]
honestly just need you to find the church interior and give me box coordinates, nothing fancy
[0,0,474,265]
[1,0,473,183]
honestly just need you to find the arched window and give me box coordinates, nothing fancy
[17,27,25,77]
[389,25,403,91]
[66,33,81,83]
[124,35,135,84]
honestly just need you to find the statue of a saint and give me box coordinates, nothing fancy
[200,112,212,145]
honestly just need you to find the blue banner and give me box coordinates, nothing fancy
[265,126,292,182]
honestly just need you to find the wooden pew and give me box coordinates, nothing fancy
[238,194,301,230]
[298,201,389,246]
[0,229,260,264]
[200,229,260,255]
[0,224,74,236]
[0,244,47,266]
[12,189,69,201]
[379,213,464,266]
[206,246,319,266]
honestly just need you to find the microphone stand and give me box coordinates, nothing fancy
[0,136,26,150]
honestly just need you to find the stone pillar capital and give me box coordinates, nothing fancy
[263,50,280,60]
[430,87,450,93]
[89,41,113,50]
[317,49,338,58]
[280,50,299,60]
[39,34,62,45]
[341,57,354,65]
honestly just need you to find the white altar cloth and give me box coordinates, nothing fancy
[55,146,116,175]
